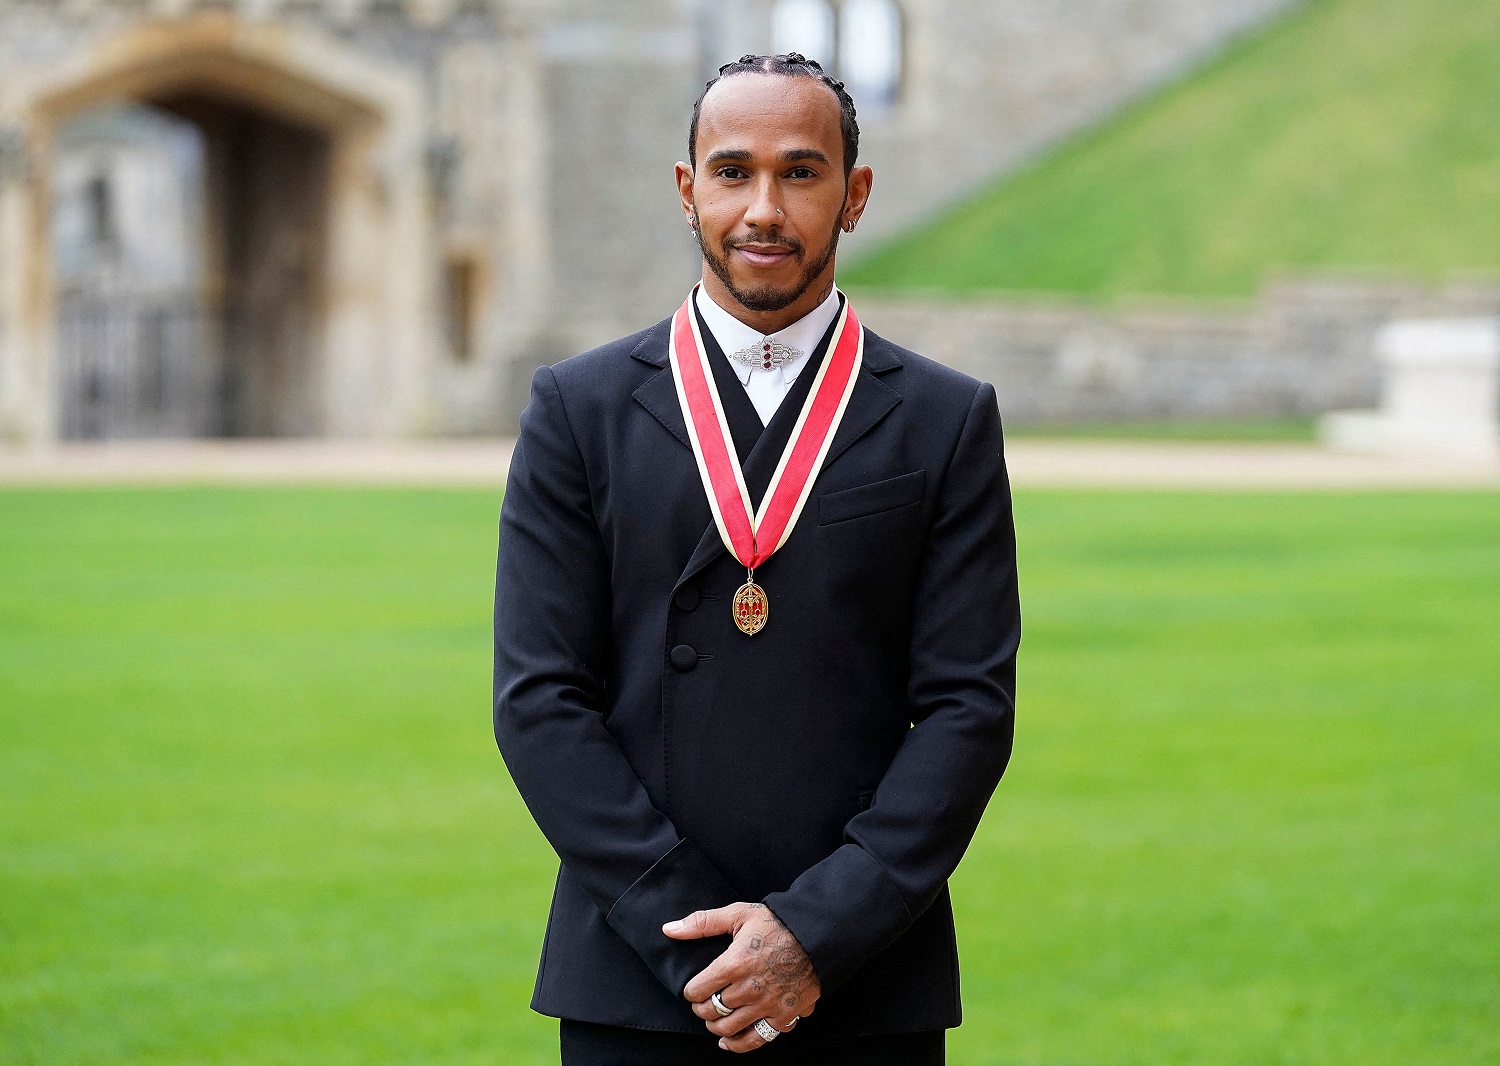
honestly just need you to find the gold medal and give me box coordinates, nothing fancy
[732,571,768,636]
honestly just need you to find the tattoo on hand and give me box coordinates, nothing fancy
[740,904,817,1012]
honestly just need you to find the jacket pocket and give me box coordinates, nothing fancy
[818,470,926,526]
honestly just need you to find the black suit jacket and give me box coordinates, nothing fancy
[492,304,1020,1037]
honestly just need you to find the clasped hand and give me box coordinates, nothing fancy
[663,902,821,1054]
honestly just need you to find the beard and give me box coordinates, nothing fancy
[695,210,843,313]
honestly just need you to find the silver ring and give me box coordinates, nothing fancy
[753,1018,780,1042]
[710,991,733,1017]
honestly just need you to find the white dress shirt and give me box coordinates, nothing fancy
[694,285,844,426]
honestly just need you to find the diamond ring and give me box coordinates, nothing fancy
[753,1018,781,1042]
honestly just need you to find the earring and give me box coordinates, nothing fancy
[688,214,697,230]
[844,219,857,233]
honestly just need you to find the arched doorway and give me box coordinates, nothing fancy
[5,15,425,442]
[53,93,332,438]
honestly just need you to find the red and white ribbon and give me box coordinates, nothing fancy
[668,285,864,569]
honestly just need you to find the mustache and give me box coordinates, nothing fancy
[723,232,804,256]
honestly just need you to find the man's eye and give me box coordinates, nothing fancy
[718,167,747,180]
[788,167,817,179]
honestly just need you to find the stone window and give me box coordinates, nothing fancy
[443,252,484,364]
[85,172,117,255]
[770,0,903,111]
[839,0,903,109]
[772,0,837,70]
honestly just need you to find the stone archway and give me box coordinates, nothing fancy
[0,14,428,442]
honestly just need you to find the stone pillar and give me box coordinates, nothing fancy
[1320,318,1500,459]
[0,125,28,442]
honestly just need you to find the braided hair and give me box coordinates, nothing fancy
[689,53,861,178]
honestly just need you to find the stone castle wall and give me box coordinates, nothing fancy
[0,0,701,439]
[0,0,1338,440]
[709,0,1306,242]
[857,281,1500,424]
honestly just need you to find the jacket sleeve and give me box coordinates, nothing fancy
[493,365,740,999]
[762,381,1020,992]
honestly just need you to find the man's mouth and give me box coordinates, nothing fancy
[731,243,798,268]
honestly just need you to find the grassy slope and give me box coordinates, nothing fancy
[845,0,1500,299]
[2,488,1498,1064]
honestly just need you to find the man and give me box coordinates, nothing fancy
[493,54,1020,1064]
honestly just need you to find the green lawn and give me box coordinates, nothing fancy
[845,0,1500,299]
[2,488,1497,1064]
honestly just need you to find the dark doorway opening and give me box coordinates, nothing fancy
[53,92,331,439]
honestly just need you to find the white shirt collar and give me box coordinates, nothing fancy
[693,284,844,380]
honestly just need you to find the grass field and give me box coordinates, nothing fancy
[2,488,1497,1064]
[845,0,1500,299]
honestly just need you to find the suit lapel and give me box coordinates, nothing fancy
[631,321,690,449]
[819,366,902,471]
[632,368,690,448]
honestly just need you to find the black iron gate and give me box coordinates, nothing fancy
[55,290,234,440]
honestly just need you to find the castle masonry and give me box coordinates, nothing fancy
[0,0,1300,441]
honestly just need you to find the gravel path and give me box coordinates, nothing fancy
[0,439,1495,489]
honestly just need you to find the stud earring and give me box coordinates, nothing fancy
[688,214,697,230]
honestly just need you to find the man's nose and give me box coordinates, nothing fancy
[742,177,785,231]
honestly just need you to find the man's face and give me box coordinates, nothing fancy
[678,74,870,316]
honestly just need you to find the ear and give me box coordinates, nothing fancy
[842,164,873,230]
[675,161,696,226]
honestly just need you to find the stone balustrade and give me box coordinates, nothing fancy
[855,280,1500,428]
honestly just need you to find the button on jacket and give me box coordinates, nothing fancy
[492,305,1020,1038]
